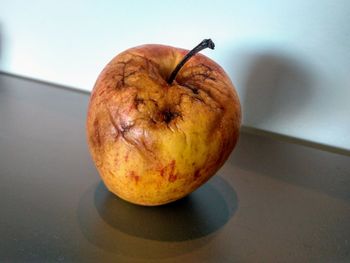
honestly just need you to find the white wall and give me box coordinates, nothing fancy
[1,0,349,150]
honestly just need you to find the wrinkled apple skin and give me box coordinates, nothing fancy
[86,44,241,206]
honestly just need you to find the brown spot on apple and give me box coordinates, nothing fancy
[168,173,177,183]
[134,96,144,107]
[181,83,199,94]
[158,160,177,182]
[93,119,101,147]
[162,109,179,124]
[120,122,134,135]
[168,160,176,182]
[160,167,165,178]
[194,169,201,179]
[124,152,129,162]
[129,171,140,183]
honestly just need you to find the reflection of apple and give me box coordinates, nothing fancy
[86,39,241,206]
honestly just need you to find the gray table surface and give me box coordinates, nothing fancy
[0,73,349,262]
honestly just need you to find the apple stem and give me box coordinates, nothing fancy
[167,39,215,84]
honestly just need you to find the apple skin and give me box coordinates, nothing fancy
[86,44,241,206]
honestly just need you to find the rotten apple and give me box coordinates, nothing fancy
[86,39,241,206]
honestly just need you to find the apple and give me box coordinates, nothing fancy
[86,39,241,206]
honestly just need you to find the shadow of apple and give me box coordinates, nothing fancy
[228,47,316,128]
[77,175,238,258]
[0,23,2,65]
[95,175,238,241]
